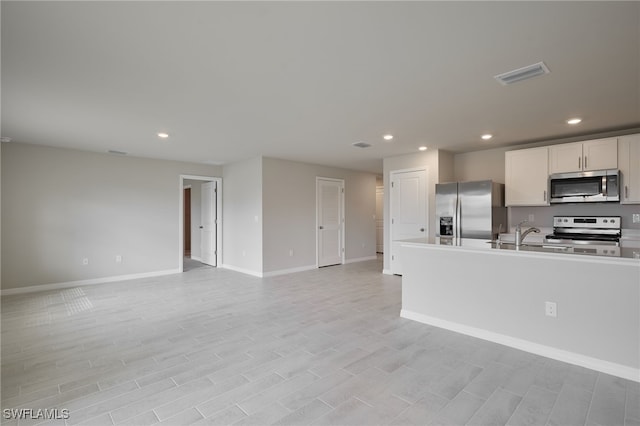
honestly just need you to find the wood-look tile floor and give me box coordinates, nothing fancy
[2,257,639,426]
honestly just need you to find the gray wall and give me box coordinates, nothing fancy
[222,156,263,274]
[454,147,507,184]
[262,157,376,273]
[1,143,221,290]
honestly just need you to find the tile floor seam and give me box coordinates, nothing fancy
[584,373,601,426]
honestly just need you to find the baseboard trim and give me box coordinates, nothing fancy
[1,269,181,296]
[190,256,203,262]
[262,265,317,277]
[382,269,394,275]
[344,255,377,264]
[401,309,640,383]
[219,264,263,278]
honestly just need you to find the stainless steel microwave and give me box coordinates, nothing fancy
[549,169,620,203]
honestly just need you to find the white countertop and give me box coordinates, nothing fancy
[400,237,640,265]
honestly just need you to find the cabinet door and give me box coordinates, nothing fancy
[619,134,640,204]
[505,147,549,206]
[583,138,617,171]
[549,142,583,174]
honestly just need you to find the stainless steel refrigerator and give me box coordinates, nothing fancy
[435,180,507,240]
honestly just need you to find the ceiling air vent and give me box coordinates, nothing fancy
[352,142,371,148]
[107,149,128,155]
[494,61,550,85]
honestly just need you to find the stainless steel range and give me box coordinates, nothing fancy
[545,216,621,256]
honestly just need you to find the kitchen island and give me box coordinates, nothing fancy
[400,238,640,381]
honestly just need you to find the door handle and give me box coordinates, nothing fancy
[199,226,204,229]
[319,226,324,230]
[420,228,425,232]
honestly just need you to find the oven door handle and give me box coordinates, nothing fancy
[602,176,607,198]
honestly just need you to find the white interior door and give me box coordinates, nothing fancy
[201,181,217,266]
[376,186,384,253]
[317,178,344,267]
[390,169,428,275]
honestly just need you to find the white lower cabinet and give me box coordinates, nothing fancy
[505,146,549,206]
[619,134,640,204]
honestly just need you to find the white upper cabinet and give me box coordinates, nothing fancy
[505,146,549,206]
[549,142,583,173]
[583,138,618,170]
[619,134,640,204]
[549,137,617,174]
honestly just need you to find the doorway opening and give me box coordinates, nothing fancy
[376,175,384,254]
[179,175,222,272]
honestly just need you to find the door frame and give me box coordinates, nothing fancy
[179,175,222,272]
[389,167,429,275]
[316,177,345,268]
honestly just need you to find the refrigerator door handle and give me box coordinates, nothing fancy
[456,197,461,238]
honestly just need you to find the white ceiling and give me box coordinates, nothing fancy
[2,1,639,174]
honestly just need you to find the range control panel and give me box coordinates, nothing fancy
[553,216,621,229]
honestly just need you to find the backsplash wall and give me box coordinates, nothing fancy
[509,204,640,231]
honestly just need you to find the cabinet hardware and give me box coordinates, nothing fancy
[578,156,581,169]
[584,156,588,169]
[625,185,629,198]
[543,190,547,201]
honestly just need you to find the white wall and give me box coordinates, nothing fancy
[1,143,221,291]
[261,157,376,274]
[222,156,263,275]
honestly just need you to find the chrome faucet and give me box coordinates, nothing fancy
[515,220,540,248]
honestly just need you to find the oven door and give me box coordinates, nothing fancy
[549,170,619,203]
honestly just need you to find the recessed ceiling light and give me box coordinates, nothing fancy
[157,132,169,139]
[0,137,12,143]
[567,118,582,125]
[418,146,428,151]
[383,134,393,141]
[481,134,493,140]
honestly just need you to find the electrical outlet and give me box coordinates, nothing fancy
[545,301,557,317]
[82,258,89,266]
[633,213,640,224]
[115,255,122,263]
[528,213,535,222]
[289,249,294,257]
